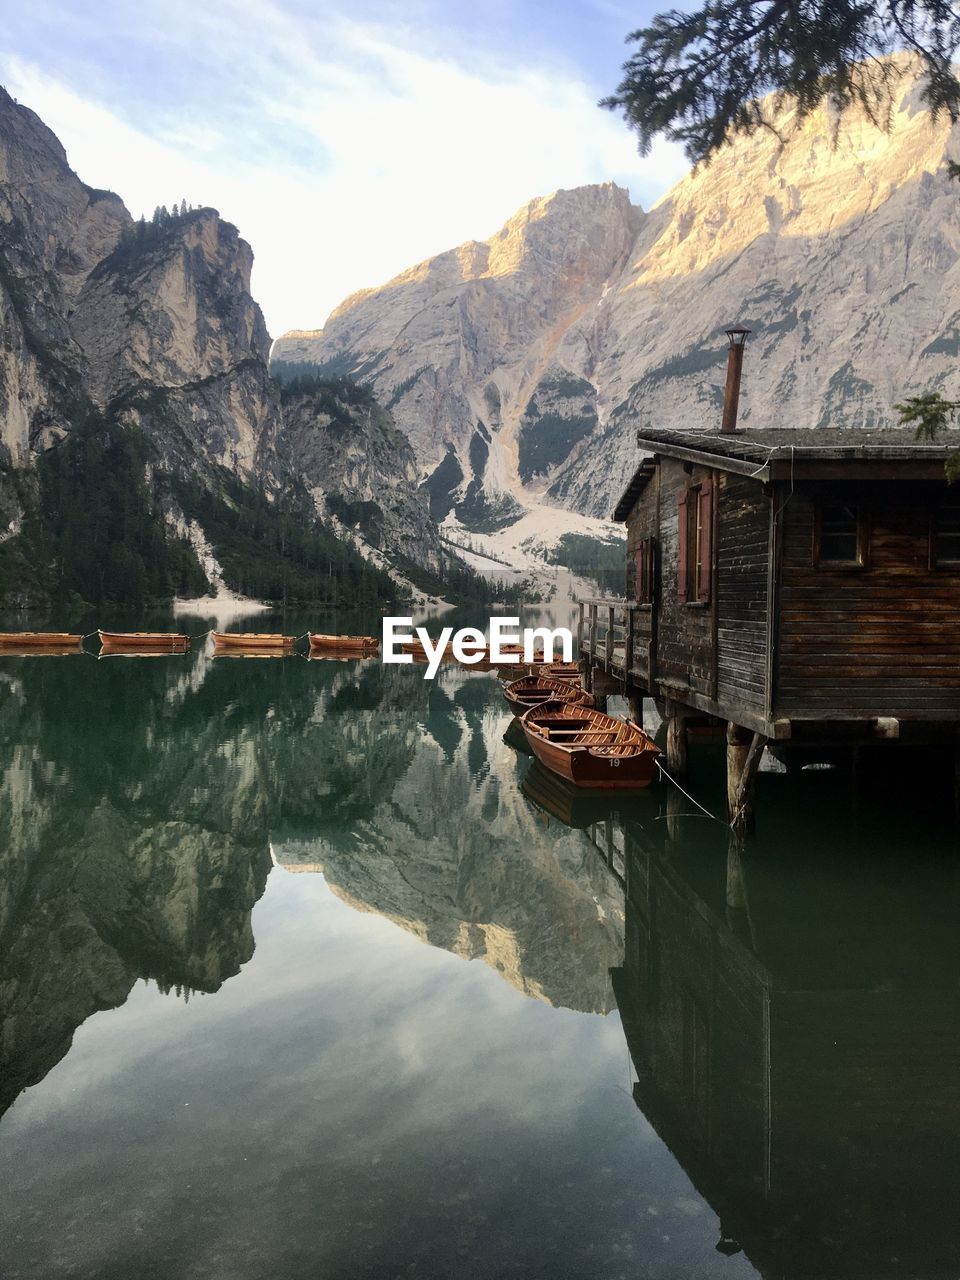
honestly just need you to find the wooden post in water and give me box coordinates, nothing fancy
[627,691,644,726]
[727,723,766,833]
[665,700,689,779]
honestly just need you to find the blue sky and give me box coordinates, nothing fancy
[2,1,689,336]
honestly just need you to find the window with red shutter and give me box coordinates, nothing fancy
[697,479,713,602]
[677,493,689,601]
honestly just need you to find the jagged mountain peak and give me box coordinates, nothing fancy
[290,181,641,335]
[275,55,960,529]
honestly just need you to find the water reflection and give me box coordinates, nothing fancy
[3,643,960,1277]
[0,645,625,1125]
[614,783,960,1279]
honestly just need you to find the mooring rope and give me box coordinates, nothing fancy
[654,759,724,824]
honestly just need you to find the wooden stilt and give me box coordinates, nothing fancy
[593,692,608,714]
[627,692,644,726]
[665,699,689,778]
[727,723,766,833]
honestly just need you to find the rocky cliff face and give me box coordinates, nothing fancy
[275,57,960,523]
[281,380,443,573]
[0,86,441,595]
[277,183,640,530]
[71,209,283,482]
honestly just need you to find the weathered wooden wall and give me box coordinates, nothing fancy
[777,487,960,717]
[624,474,657,685]
[654,462,714,697]
[717,474,770,712]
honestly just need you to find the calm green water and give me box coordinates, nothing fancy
[2,616,959,1279]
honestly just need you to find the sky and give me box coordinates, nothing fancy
[1,1,689,337]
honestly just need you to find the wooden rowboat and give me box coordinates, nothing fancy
[98,630,190,653]
[519,699,660,790]
[0,631,82,649]
[214,632,297,650]
[502,673,594,716]
[309,632,379,654]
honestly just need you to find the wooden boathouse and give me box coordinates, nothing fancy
[579,331,960,827]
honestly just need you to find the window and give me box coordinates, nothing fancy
[934,506,960,566]
[634,538,655,603]
[678,481,713,603]
[815,504,863,566]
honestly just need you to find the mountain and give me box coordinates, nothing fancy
[0,86,442,611]
[275,55,960,526]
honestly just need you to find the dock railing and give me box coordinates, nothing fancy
[577,598,652,682]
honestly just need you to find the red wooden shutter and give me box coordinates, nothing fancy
[677,492,689,601]
[697,479,713,602]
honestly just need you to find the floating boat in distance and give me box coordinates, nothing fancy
[519,699,660,790]
[309,633,379,654]
[98,630,190,653]
[0,631,82,649]
[214,632,297,652]
[502,673,594,716]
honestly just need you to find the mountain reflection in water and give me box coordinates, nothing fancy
[1,639,960,1278]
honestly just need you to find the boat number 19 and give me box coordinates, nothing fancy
[609,758,620,767]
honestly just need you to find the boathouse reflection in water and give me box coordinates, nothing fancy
[609,802,960,1279]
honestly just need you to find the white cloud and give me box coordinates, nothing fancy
[1,7,688,336]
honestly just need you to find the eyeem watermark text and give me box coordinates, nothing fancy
[382,617,573,679]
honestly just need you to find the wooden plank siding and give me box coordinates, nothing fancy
[776,488,960,718]
[655,463,715,697]
[623,468,658,685]
[716,474,770,712]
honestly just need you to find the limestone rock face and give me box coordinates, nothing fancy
[276,183,641,525]
[276,57,960,521]
[0,87,129,462]
[70,210,282,482]
[281,383,444,573]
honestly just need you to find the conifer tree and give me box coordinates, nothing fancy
[604,1,960,165]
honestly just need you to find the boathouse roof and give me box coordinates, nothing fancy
[613,427,960,520]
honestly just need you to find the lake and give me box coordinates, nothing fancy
[2,618,959,1279]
